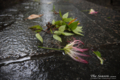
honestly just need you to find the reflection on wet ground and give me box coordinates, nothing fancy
[0,0,120,80]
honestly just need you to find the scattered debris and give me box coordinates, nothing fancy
[52,5,59,14]
[47,2,52,4]
[81,10,89,12]
[54,11,59,14]
[107,17,111,19]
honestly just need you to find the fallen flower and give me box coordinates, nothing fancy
[27,14,43,20]
[89,9,98,14]
[38,39,89,63]
[63,40,89,63]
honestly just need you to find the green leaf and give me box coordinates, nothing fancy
[53,35,62,42]
[52,19,55,25]
[55,20,63,25]
[54,31,62,35]
[93,51,101,57]
[58,25,66,32]
[77,26,82,29]
[62,12,69,18]
[98,57,104,65]
[73,26,82,32]
[73,26,83,36]
[29,25,43,32]
[36,33,43,43]
[56,25,59,28]
[73,31,83,36]
[29,25,42,29]
[52,5,55,11]
[50,28,53,33]
[62,21,67,25]
[63,18,74,22]
[93,51,103,65]
[59,10,62,18]
[62,32,74,36]
[68,21,78,30]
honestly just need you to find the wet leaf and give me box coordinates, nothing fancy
[63,18,74,22]
[98,57,104,65]
[52,19,55,25]
[55,20,63,25]
[50,29,53,33]
[93,51,103,65]
[53,35,62,42]
[54,31,62,35]
[56,25,59,28]
[59,10,62,18]
[68,21,79,30]
[73,31,83,36]
[62,12,69,18]
[29,25,43,32]
[58,25,66,32]
[73,26,83,36]
[29,25,42,29]
[73,26,82,32]
[93,51,101,57]
[62,32,74,36]
[36,33,43,43]
[27,14,43,20]
[68,18,77,25]
[52,5,55,11]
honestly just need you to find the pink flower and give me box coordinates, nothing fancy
[89,9,98,14]
[63,40,89,63]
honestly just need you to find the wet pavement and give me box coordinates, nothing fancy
[0,0,120,80]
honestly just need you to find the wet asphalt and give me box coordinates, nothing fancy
[0,0,120,80]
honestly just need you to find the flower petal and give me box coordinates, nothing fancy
[71,54,88,63]
[89,9,98,14]
[71,50,89,57]
[71,40,84,47]
[73,47,88,52]
[76,52,89,57]
[64,39,89,63]
[68,51,88,63]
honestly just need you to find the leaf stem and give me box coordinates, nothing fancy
[38,46,64,51]
[36,29,53,34]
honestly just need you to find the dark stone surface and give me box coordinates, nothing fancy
[0,0,27,10]
[0,0,120,80]
[86,0,120,12]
